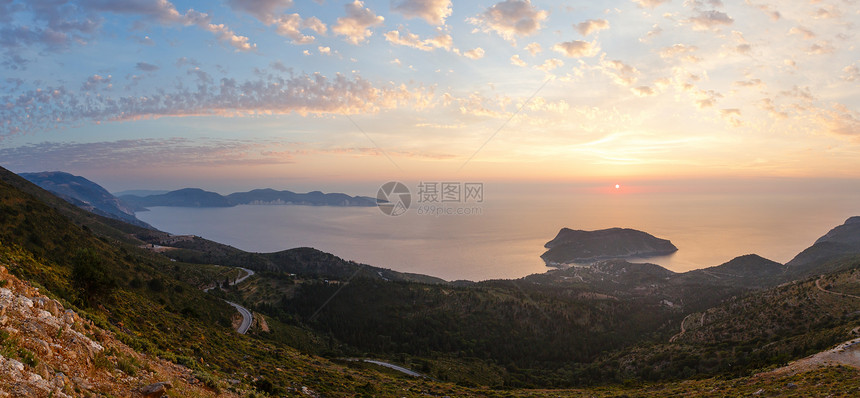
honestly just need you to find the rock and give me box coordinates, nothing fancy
[140,381,173,397]
[785,382,798,389]
[44,300,62,317]
[52,372,69,389]
[63,310,75,324]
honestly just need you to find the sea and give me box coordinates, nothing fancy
[136,180,860,282]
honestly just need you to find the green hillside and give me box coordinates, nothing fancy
[3,164,860,396]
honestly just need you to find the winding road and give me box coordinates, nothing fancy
[202,267,256,334]
[226,301,253,335]
[816,277,860,300]
[344,359,425,378]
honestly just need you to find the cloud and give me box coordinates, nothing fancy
[468,0,548,43]
[81,74,111,91]
[0,71,433,136]
[639,24,662,42]
[687,10,733,31]
[631,86,656,97]
[228,0,323,44]
[384,27,451,51]
[463,47,485,60]
[843,65,859,82]
[135,62,159,71]
[536,58,563,72]
[271,14,324,44]
[720,108,742,127]
[525,42,541,55]
[632,0,670,8]
[599,58,640,86]
[733,78,764,88]
[789,26,815,40]
[694,89,722,109]
[819,104,859,136]
[81,0,256,51]
[228,0,294,23]
[0,138,455,171]
[807,41,834,55]
[576,19,610,36]
[333,0,384,45]
[659,44,699,62]
[553,40,599,58]
[510,54,526,67]
[391,0,452,25]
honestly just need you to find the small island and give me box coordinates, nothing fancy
[541,227,678,266]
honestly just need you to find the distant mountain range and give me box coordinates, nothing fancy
[19,171,153,228]
[17,171,377,227]
[120,187,376,209]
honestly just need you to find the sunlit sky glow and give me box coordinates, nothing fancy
[1,0,858,193]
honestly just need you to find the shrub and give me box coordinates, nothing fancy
[71,248,116,305]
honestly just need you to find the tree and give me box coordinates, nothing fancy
[72,248,116,306]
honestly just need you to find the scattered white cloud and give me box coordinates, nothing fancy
[228,0,294,23]
[553,40,599,58]
[463,47,485,59]
[510,54,527,67]
[391,0,452,25]
[0,71,432,135]
[659,44,699,62]
[333,0,384,45]
[789,26,816,40]
[686,10,734,31]
[536,58,563,72]
[385,27,452,51]
[599,58,640,86]
[843,65,859,82]
[525,42,542,55]
[576,19,610,36]
[468,0,548,43]
[632,0,670,8]
[632,86,656,97]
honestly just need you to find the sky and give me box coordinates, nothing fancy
[0,0,858,193]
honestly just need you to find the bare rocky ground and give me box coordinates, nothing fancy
[0,264,233,398]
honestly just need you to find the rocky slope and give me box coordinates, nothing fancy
[0,263,223,398]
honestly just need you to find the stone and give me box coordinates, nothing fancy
[140,381,173,397]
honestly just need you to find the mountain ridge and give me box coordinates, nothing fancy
[120,187,376,209]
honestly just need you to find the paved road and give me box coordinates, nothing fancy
[226,301,253,334]
[201,266,256,334]
[234,267,255,285]
[345,359,424,378]
[816,278,860,300]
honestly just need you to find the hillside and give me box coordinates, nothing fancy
[541,227,678,265]
[19,171,151,228]
[786,217,860,277]
[4,163,860,394]
[0,259,221,397]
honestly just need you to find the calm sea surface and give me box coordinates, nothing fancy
[137,185,860,281]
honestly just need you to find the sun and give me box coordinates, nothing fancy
[615,184,621,189]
